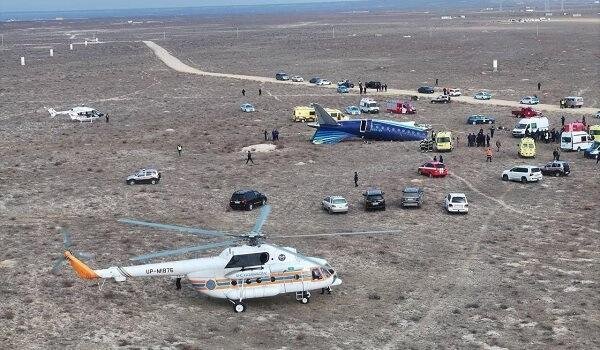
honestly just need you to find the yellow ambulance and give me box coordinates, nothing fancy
[292,107,345,122]
[518,137,536,158]
[434,131,453,152]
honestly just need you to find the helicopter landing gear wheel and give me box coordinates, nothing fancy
[297,291,311,304]
[232,301,247,313]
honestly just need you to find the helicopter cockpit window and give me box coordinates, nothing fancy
[311,267,322,280]
[225,252,269,268]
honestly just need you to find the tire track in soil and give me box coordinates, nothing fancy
[451,172,600,234]
[383,185,509,349]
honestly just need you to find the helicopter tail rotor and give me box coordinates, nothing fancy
[51,228,94,275]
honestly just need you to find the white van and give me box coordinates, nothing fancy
[448,88,461,96]
[359,98,380,114]
[560,131,594,151]
[512,117,549,137]
[563,96,583,108]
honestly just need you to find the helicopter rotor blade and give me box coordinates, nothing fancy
[250,205,271,235]
[272,229,404,239]
[129,240,240,262]
[118,219,237,238]
[60,228,73,248]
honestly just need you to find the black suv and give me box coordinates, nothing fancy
[418,86,435,94]
[363,188,386,211]
[229,190,268,211]
[338,80,355,88]
[365,81,382,89]
[540,161,570,177]
[275,72,289,81]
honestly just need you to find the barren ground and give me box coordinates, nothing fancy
[0,10,599,350]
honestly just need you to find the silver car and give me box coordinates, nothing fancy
[401,187,423,208]
[240,103,255,112]
[321,196,348,214]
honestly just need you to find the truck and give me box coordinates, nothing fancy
[385,100,416,114]
[511,107,541,118]
[562,122,587,132]
[359,98,380,114]
[512,117,549,137]
[560,131,594,151]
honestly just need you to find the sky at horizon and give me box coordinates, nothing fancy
[1,0,353,13]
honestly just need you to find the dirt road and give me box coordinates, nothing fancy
[144,40,596,116]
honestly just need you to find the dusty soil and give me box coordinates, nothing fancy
[0,10,599,350]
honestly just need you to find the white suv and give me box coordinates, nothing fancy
[444,193,468,213]
[126,168,161,185]
[502,165,542,183]
[322,196,349,214]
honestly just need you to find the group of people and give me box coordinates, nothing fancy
[467,128,492,148]
[242,88,262,96]
[525,128,559,143]
[264,129,280,141]
[357,81,388,94]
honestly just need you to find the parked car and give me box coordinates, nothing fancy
[540,161,570,177]
[444,193,468,213]
[584,141,600,159]
[345,105,361,115]
[275,72,289,81]
[474,91,492,100]
[511,107,541,118]
[401,187,423,208]
[431,95,451,104]
[518,137,536,158]
[596,111,600,119]
[321,196,349,214]
[448,88,462,96]
[363,188,386,211]
[501,165,543,183]
[418,86,435,94]
[337,80,354,88]
[337,85,350,93]
[240,103,255,112]
[520,96,540,105]
[418,161,448,177]
[229,189,267,211]
[315,79,332,85]
[126,168,161,185]
[309,77,321,84]
[291,75,304,82]
[563,96,584,108]
[467,115,495,125]
[359,98,379,114]
[365,81,382,89]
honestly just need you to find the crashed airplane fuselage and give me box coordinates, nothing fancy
[309,104,428,144]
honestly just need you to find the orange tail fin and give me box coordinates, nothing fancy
[64,251,99,280]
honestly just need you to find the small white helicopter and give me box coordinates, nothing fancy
[48,106,104,122]
[56,205,401,312]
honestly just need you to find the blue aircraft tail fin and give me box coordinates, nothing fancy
[312,104,337,125]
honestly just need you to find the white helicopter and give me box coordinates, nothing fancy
[56,205,401,313]
[48,106,104,122]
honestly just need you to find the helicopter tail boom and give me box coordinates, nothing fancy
[64,251,99,280]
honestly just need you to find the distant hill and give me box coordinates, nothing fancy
[1,0,595,22]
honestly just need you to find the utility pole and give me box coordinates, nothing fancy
[1,34,3,48]
[561,0,565,11]
[236,27,239,39]
[332,26,335,39]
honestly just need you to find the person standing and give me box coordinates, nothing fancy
[596,153,600,165]
[258,88,262,96]
[561,115,565,126]
[490,125,495,138]
[242,89,246,96]
[495,139,501,152]
[582,116,586,125]
[246,150,254,165]
[439,155,444,163]
[486,134,491,147]
[263,129,268,141]
[354,172,359,187]
[537,82,541,91]
[435,78,439,86]
[177,144,182,157]
[433,155,437,162]
[553,148,560,161]
[485,147,493,162]
[105,113,109,123]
